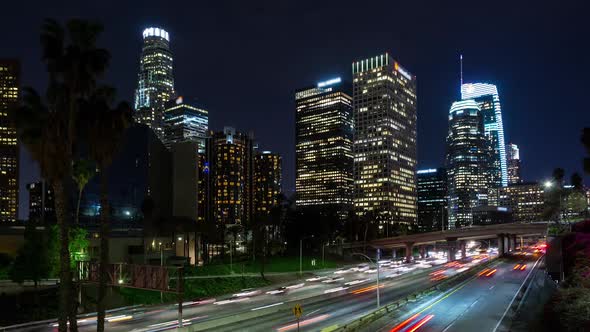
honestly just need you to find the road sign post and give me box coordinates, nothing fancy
[293,303,302,332]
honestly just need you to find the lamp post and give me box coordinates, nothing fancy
[352,252,380,309]
[299,235,314,276]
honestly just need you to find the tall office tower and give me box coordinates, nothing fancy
[496,182,544,222]
[461,83,508,187]
[134,27,175,140]
[446,100,492,228]
[417,168,447,232]
[209,127,254,225]
[295,77,353,215]
[352,54,417,227]
[164,96,208,152]
[506,143,521,184]
[26,181,55,223]
[0,60,19,222]
[254,151,282,215]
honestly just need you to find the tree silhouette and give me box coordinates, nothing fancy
[582,128,590,174]
[72,159,95,224]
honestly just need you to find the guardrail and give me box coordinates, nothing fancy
[332,258,499,332]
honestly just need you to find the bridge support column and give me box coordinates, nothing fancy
[506,234,512,252]
[511,235,517,251]
[460,240,467,259]
[392,248,397,259]
[419,246,426,259]
[446,238,457,262]
[498,234,505,256]
[405,242,414,263]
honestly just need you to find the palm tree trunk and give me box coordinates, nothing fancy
[75,187,83,224]
[97,168,110,332]
[52,181,73,332]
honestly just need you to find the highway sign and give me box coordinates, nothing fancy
[292,303,303,318]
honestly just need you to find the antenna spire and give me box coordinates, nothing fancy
[460,54,464,87]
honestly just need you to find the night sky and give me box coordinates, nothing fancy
[4,0,589,219]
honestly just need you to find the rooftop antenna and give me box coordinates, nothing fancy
[460,54,464,87]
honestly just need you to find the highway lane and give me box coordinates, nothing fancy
[376,253,543,332]
[11,253,491,332]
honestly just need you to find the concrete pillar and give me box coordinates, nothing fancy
[405,242,414,263]
[392,248,397,259]
[511,235,517,251]
[506,234,512,252]
[498,234,505,255]
[446,238,457,262]
[460,241,467,259]
[419,246,426,259]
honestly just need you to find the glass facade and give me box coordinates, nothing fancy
[352,54,417,227]
[446,99,493,228]
[417,168,447,232]
[295,77,353,214]
[494,182,544,223]
[134,27,175,141]
[506,143,521,185]
[254,151,282,215]
[164,96,209,153]
[461,83,508,187]
[0,60,19,222]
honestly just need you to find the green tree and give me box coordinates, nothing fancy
[72,159,95,224]
[15,19,111,331]
[80,86,132,332]
[10,223,51,287]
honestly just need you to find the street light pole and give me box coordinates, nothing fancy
[299,238,302,276]
[352,252,380,309]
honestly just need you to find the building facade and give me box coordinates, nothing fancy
[134,27,175,140]
[0,60,19,222]
[26,181,54,223]
[461,83,508,188]
[496,182,544,222]
[164,96,208,152]
[506,143,521,185]
[417,168,447,232]
[352,54,418,227]
[295,77,353,214]
[254,151,282,215]
[209,127,254,225]
[446,100,493,228]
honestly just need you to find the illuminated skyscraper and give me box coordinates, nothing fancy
[417,168,447,232]
[446,100,493,228]
[163,96,208,152]
[134,27,175,140]
[254,151,282,215]
[506,143,521,184]
[209,127,254,225]
[0,60,19,222]
[352,54,417,227]
[461,83,508,187]
[295,77,353,214]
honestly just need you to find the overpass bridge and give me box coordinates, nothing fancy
[351,222,548,262]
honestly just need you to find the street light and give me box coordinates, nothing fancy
[352,252,380,309]
[299,235,314,276]
[544,180,553,188]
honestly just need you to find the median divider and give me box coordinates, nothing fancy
[332,258,499,332]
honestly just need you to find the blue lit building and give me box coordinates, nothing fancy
[417,168,447,232]
[461,83,508,187]
[164,96,209,153]
[446,100,493,228]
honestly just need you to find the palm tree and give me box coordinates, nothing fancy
[80,87,132,332]
[15,18,110,332]
[72,159,95,224]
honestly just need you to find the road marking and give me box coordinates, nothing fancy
[251,302,284,311]
[306,308,320,317]
[469,299,479,308]
[489,285,495,290]
[492,255,543,332]
[442,321,455,332]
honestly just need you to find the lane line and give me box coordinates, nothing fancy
[492,255,543,332]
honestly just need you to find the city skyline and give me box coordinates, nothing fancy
[5,1,589,219]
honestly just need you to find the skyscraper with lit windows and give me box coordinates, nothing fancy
[254,151,282,215]
[163,96,208,152]
[352,53,417,228]
[0,60,19,222]
[295,77,353,214]
[461,83,508,187]
[506,143,521,184]
[134,27,175,140]
[446,99,493,228]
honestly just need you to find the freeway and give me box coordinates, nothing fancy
[9,250,494,332]
[372,249,544,332]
